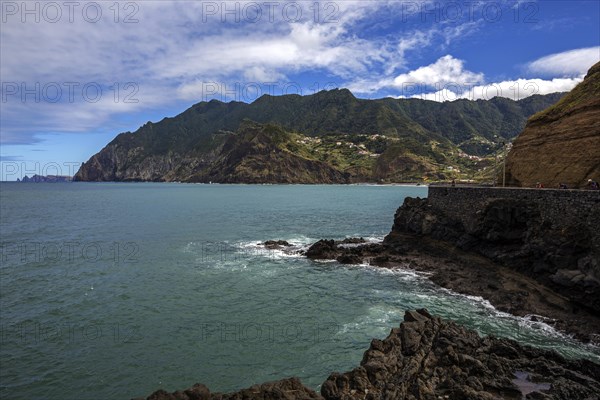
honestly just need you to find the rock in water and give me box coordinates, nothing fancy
[336,238,366,245]
[263,240,292,249]
[305,239,338,260]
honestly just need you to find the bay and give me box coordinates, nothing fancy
[1,183,597,400]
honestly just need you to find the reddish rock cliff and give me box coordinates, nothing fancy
[504,61,600,188]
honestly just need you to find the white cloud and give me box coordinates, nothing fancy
[347,54,486,95]
[369,47,593,102]
[1,1,409,144]
[393,55,484,88]
[527,47,600,77]
[406,77,582,102]
[468,77,583,100]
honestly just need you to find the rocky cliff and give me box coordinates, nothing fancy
[75,122,349,184]
[75,90,564,183]
[388,192,600,316]
[135,310,600,400]
[504,61,600,188]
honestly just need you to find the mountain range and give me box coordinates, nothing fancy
[74,90,565,183]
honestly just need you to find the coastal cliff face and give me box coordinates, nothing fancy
[74,90,564,183]
[136,310,600,400]
[388,187,600,315]
[72,138,226,182]
[75,123,350,184]
[504,61,600,188]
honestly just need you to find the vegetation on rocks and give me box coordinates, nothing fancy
[75,90,564,183]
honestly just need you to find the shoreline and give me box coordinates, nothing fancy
[2,180,429,187]
[304,236,600,346]
[377,235,600,345]
[134,187,600,399]
[136,308,600,400]
[302,187,600,345]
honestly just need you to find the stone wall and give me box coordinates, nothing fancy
[427,186,600,250]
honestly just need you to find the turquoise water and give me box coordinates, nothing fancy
[1,183,598,400]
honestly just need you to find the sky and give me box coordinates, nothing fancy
[0,0,599,180]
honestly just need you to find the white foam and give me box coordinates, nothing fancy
[360,263,431,280]
[435,285,600,357]
[234,240,308,260]
[338,305,400,335]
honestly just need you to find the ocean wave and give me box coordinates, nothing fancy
[434,287,600,361]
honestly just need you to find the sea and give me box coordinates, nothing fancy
[1,183,598,400]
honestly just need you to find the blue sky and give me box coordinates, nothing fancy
[1,0,599,180]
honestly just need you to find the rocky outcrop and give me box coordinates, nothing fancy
[135,377,322,400]
[505,61,600,188]
[135,310,600,400]
[389,195,600,316]
[301,187,600,343]
[305,239,382,265]
[322,309,600,400]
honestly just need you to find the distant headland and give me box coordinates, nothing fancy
[17,174,72,183]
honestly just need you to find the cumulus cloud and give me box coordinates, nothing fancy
[392,55,484,88]
[405,77,582,102]
[347,53,486,95]
[385,48,592,102]
[527,47,600,77]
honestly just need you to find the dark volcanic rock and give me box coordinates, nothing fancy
[306,240,338,260]
[321,309,600,400]
[388,196,600,315]
[135,378,322,400]
[306,239,384,263]
[336,254,363,264]
[336,238,366,245]
[263,240,292,249]
[302,195,600,342]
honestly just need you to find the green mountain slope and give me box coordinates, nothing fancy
[74,90,564,183]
